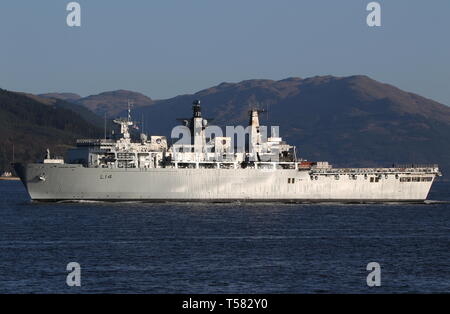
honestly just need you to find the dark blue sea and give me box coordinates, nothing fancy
[0,180,449,293]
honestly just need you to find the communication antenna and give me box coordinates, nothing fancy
[12,143,15,164]
[127,100,133,122]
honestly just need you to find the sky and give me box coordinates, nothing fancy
[1,0,450,105]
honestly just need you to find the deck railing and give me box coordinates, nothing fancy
[311,166,440,174]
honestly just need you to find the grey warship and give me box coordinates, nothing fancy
[14,100,441,202]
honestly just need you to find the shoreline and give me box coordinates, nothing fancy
[0,177,20,181]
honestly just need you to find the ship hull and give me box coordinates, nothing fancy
[14,163,436,202]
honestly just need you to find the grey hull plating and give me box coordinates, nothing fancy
[14,163,436,202]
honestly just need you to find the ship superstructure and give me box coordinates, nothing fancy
[14,100,441,202]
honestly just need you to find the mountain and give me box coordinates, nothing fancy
[0,89,102,172]
[39,92,82,102]
[129,75,450,175]
[73,90,154,118]
[28,93,103,126]
[40,90,154,118]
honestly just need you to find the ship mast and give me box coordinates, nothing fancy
[192,100,207,155]
[249,108,264,158]
[113,101,134,141]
